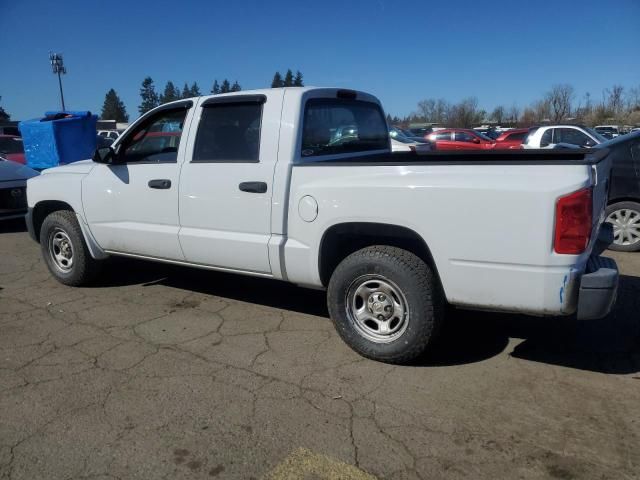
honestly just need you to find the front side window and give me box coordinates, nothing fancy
[121,109,187,163]
[301,99,388,158]
[454,131,475,142]
[557,128,592,147]
[193,103,262,162]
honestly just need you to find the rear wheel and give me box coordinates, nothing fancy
[605,201,640,252]
[40,210,102,286]
[327,246,443,364]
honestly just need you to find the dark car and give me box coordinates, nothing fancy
[596,131,640,251]
[0,157,39,220]
[0,135,26,164]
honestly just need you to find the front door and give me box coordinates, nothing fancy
[178,94,280,274]
[82,104,192,260]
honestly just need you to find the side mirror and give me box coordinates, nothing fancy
[472,138,481,144]
[93,147,115,164]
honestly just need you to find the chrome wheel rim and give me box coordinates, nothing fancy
[48,227,74,272]
[606,208,640,246]
[345,275,409,343]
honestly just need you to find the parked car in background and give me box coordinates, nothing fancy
[98,130,120,141]
[0,155,39,220]
[523,125,606,149]
[594,131,640,251]
[427,128,496,150]
[0,135,25,164]
[390,127,431,144]
[390,135,432,153]
[595,125,622,139]
[493,128,529,149]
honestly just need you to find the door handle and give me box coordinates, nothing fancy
[239,181,267,193]
[148,179,171,189]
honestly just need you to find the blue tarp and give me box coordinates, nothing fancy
[19,111,97,169]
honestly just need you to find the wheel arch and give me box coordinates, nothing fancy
[31,200,75,242]
[318,222,444,293]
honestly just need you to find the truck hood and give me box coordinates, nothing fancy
[0,159,40,182]
[40,160,96,175]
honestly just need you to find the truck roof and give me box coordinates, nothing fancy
[162,87,381,106]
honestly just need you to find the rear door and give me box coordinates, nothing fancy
[178,93,282,274]
[432,131,455,150]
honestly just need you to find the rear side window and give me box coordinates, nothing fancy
[193,103,262,163]
[301,99,388,158]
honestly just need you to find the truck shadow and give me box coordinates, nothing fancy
[99,258,639,375]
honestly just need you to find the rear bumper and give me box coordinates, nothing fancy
[576,255,618,320]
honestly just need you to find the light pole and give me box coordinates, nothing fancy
[49,52,67,111]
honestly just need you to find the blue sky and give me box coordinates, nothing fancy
[1,0,639,121]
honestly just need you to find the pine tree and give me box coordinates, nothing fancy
[211,80,220,95]
[101,89,129,122]
[159,81,179,104]
[220,79,231,94]
[283,69,294,87]
[230,81,242,92]
[181,82,191,99]
[271,72,284,88]
[0,96,10,122]
[293,70,304,87]
[189,82,201,97]
[138,77,159,114]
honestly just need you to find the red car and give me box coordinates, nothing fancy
[493,128,529,149]
[427,129,496,150]
[0,135,25,164]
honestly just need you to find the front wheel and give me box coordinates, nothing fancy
[40,210,102,286]
[605,201,640,252]
[327,246,443,364]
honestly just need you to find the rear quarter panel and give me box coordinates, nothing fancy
[285,162,594,315]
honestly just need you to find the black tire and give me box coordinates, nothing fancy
[605,201,640,252]
[40,210,102,286]
[327,245,443,364]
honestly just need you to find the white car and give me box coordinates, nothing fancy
[97,130,119,141]
[594,125,621,138]
[389,129,431,153]
[523,125,606,149]
[26,87,618,364]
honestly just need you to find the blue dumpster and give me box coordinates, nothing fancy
[19,111,98,169]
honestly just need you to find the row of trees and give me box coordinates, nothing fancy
[271,69,304,88]
[400,83,640,128]
[100,70,306,120]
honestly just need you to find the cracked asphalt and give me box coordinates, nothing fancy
[1,218,639,480]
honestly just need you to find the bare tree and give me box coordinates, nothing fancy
[545,84,574,122]
[490,105,505,124]
[416,99,436,122]
[507,104,520,126]
[606,85,625,118]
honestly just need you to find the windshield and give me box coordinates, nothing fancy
[0,137,24,154]
[391,134,414,144]
[474,131,494,142]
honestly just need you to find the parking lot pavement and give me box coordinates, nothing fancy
[0,218,639,480]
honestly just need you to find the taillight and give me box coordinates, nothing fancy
[554,188,592,254]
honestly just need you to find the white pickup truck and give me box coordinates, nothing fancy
[26,87,619,364]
